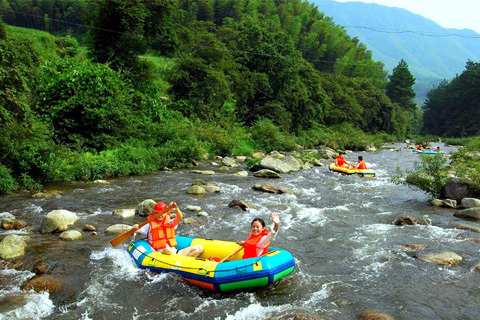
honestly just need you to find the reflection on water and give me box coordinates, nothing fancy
[2,143,479,320]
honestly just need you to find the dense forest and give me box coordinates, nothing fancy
[0,0,478,195]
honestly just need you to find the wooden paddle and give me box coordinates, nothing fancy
[219,245,244,263]
[109,203,176,247]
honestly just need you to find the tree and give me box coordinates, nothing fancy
[386,59,416,112]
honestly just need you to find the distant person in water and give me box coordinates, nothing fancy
[335,152,353,168]
[354,156,368,169]
[238,211,280,259]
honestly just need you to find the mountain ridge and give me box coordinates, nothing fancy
[311,0,480,103]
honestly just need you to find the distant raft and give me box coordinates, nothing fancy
[127,236,295,292]
[329,163,376,177]
[412,149,445,154]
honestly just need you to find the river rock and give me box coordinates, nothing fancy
[187,185,206,195]
[236,156,247,161]
[40,210,79,234]
[251,155,301,173]
[453,207,480,219]
[0,234,30,260]
[456,224,480,233]
[401,244,427,251]
[83,224,96,231]
[442,179,480,202]
[392,216,419,226]
[22,274,63,294]
[136,199,156,217]
[33,261,50,275]
[105,224,132,234]
[358,309,394,320]
[252,152,265,158]
[461,198,480,208]
[185,205,201,212]
[197,211,209,217]
[203,185,221,193]
[253,169,281,178]
[59,230,82,241]
[475,263,480,271]
[183,217,205,226]
[231,170,248,177]
[32,192,54,199]
[416,251,463,266]
[218,166,229,172]
[222,157,239,167]
[252,183,294,194]
[113,208,136,218]
[1,218,27,230]
[228,199,251,211]
[191,170,215,175]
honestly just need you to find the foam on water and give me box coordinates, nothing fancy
[0,292,54,320]
[223,300,293,320]
[0,212,15,219]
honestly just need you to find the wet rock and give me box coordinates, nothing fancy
[93,179,109,184]
[442,179,480,202]
[236,156,247,161]
[228,200,251,211]
[22,274,63,294]
[358,309,395,320]
[253,183,294,194]
[33,261,50,275]
[392,216,419,226]
[203,185,221,193]
[0,234,30,260]
[59,230,82,241]
[1,218,27,230]
[475,263,480,271]
[40,210,79,234]
[416,251,463,266]
[197,211,209,217]
[136,199,156,217]
[32,192,54,199]
[251,155,301,174]
[105,224,132,234]
[253,169,282,178]
[183,217,205,226]
[191,170,215,175]
[252,152,265,158]
[453,207,480,219]
[218,166,230,172]
[231,170,249,177]
[83,224,96,232]
[187,185,206,195]
[222,157,239,167]
[456,224,480,233]
[185,205,201,212]
[461,198,480,208]
[401,244,427,251]
[113,208,136,218]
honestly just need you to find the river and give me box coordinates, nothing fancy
[1,143,479,320]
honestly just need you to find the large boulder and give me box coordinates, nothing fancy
[0,234,30,259]
[136,199,156,217]
[251,155,301,173]
[22,274,63,294]
[461,198,480,208]
[442,179,480,202]
[40,210,79,234]
[454,207,480,219]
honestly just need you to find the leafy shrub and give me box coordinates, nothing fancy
[391,154,449,199]
[0,165,18,194]
[250,118,297,152]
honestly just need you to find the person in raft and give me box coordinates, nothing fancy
[416,144,424,150]
[132,201,204,257]
[335,151,353,168]
[238,211,280,259]
[435,146,441,152]
[354,156,368,169]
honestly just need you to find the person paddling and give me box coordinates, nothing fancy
[238,211,280,259]
[132,201,203,257]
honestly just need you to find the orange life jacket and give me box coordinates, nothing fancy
[242,229,270,259]
[336,155,346,166]
[147,213,177,250]
[357,160,367,169]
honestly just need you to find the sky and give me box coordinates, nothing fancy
[334,0,480,34]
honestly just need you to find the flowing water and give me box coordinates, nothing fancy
[1,143,479,320]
